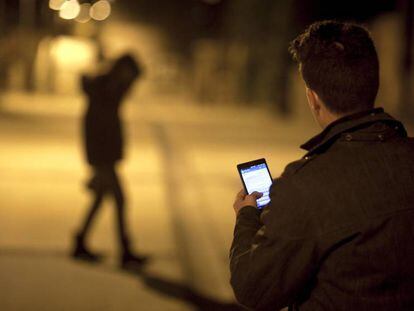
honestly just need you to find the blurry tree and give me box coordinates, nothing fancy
[118,0,226,56]
[114,0,412,119]
[0,0,77,92]
[224,0,295,115]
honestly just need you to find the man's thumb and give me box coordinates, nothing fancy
[251,191,263,199]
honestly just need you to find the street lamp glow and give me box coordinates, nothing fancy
[49,0,66,11]
[51,36,96,68]
[59,0,81,20]
[90,0,111,21]
[75,3,91,23]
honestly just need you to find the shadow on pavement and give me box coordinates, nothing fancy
[0,247,244,311]
[130,270,245,311]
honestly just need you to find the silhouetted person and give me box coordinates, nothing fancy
[72,54,147,269]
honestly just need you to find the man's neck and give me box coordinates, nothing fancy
[321,107,379,130]
[320,111,343,129]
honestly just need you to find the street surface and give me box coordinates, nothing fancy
[0,92,318,310]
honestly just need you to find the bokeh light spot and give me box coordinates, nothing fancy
[90,0,111,21]
[49,0,66,11]
[75,3,92,23]
[59,0,81,20]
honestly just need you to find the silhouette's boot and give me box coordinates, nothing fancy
[120,239,149,270]
[72,235,102,262]
[121,252,149,271]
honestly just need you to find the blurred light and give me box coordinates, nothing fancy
[49,0,66,11]
[90,0,111,21]
[59,0,81,20]
[75,3,91,23]
[51,36,96,69]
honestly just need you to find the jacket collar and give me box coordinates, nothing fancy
[301,107,406,155]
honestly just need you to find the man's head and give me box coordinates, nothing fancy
[289,20,379,128]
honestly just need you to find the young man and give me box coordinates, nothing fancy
[230,21,414,310]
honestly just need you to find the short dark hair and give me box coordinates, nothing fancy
[289,20,379,114]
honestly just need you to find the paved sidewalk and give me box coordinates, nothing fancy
[0,92,317,310]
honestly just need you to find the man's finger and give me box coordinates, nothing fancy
[236,189,246,200]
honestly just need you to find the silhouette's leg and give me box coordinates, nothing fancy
[72,171,106,260]
[109,166,130,253]
[109,166,148,267]
[77,189,104,242]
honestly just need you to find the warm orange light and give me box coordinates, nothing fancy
[75,3,91,23]
[51,36,96,69]
[49,0,66,11]
[90,0,111,21]
[59,0,81,20]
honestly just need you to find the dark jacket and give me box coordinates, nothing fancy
[82,74,126,166]
[230,108,414,311]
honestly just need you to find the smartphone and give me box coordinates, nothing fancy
[237,158,273,209]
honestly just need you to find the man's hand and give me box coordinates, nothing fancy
[233,189,263,215]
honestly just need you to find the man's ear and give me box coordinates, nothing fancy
[306,87,321,115]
